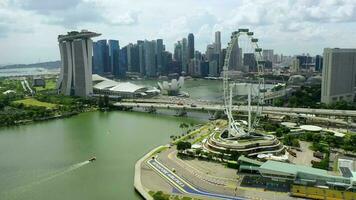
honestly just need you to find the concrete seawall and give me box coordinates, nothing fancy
[134,145,166,200]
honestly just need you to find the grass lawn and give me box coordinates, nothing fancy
[14,98,57,109]
[34,79,57,91]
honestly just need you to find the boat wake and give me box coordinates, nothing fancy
[1,160,90,199]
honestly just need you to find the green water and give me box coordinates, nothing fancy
[132,79,223,101]
[0,111,200,200]
[131,79,273,101]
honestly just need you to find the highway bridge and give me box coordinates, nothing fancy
[114,102,356,117]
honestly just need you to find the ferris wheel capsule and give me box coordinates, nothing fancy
[255,48,263,52]
[238,28,249,32]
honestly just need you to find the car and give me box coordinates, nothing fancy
[190,104,197,107]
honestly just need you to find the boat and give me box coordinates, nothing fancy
[88,157,96,162]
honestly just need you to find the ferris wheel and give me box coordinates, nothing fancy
[223,28,265,138]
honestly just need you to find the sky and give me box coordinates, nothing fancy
[1,0,356,65]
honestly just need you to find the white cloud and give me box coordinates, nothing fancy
[1,0,356,63]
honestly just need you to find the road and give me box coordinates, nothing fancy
[114,101,356,117]
[146,158,246,200]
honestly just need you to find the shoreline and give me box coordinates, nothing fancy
[134,145,169,200]
[0,108,98,129]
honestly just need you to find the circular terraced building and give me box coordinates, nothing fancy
[203,127,285,157]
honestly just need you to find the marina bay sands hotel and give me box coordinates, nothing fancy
[57,30,100,97]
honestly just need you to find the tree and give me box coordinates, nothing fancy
[152,191,169,200]
[291,139,300,148]
[98,96,104,108]
[230,151,241,161]
[103,95,109,107]
[176,141,191,151]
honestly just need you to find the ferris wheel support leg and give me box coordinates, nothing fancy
[228,86,233,137]
[248,84,252,133]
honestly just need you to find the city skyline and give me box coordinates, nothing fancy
[1,0,356,64]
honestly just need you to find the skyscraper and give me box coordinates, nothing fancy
[119,46,128,77]
[315,55,323,72]
[243,53,257,72]
[188,33,195,60]
[228,39,243,71]
[144,40,157,77]
[321,48,356,104]
[156,39,164,75]
[137,40,146,75]
[174,41,183,63]
[93,40,109,74]
[291,57,300,73]
[127,43,140,73]
[214,31,221,53]
[181,38,188,73]
[262,49,274,63]
[296,55,313,70]
[57,30,100,97]
[108,40,120,76]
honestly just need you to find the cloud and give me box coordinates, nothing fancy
[12,0,82,13]
[10,0,139,28]
[158,10,219,47]
[0,4,34,37]
[1,0,356,64]
[104,11,139,26]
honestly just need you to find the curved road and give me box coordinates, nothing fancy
[146,158,246,200]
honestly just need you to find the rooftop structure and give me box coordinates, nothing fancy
[92,74,159,98]
[299,125,323,132]
[58,30,101,42]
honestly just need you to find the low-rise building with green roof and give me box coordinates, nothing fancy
[258,160,356,191]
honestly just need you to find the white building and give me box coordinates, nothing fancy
[321,48,356,104]
[92,75,159,98]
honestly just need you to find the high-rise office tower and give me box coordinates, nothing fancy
[127,43,140,73]
[243,53,257,72]
[57,30,100,97]
[108,40,120,76]
[144,40,157,77]
[214,31,223,70]
[119,46,128,77]
[206,44,215,61]
[188,33,195,60]
[137,40,145,75]
[181,38,188,73]
[93,39,109,74]
[214,31,221,53]
[262,49,274,63]
[162,51,172,75]
[220,48,227,74]
[174,41,183,63]
[156,39,164,75]
[228,38,243,71]
[296,55,313,70]
[315,55,323,72]
[321,48,356,104]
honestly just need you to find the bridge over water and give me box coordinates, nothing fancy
[114,101,356,117]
